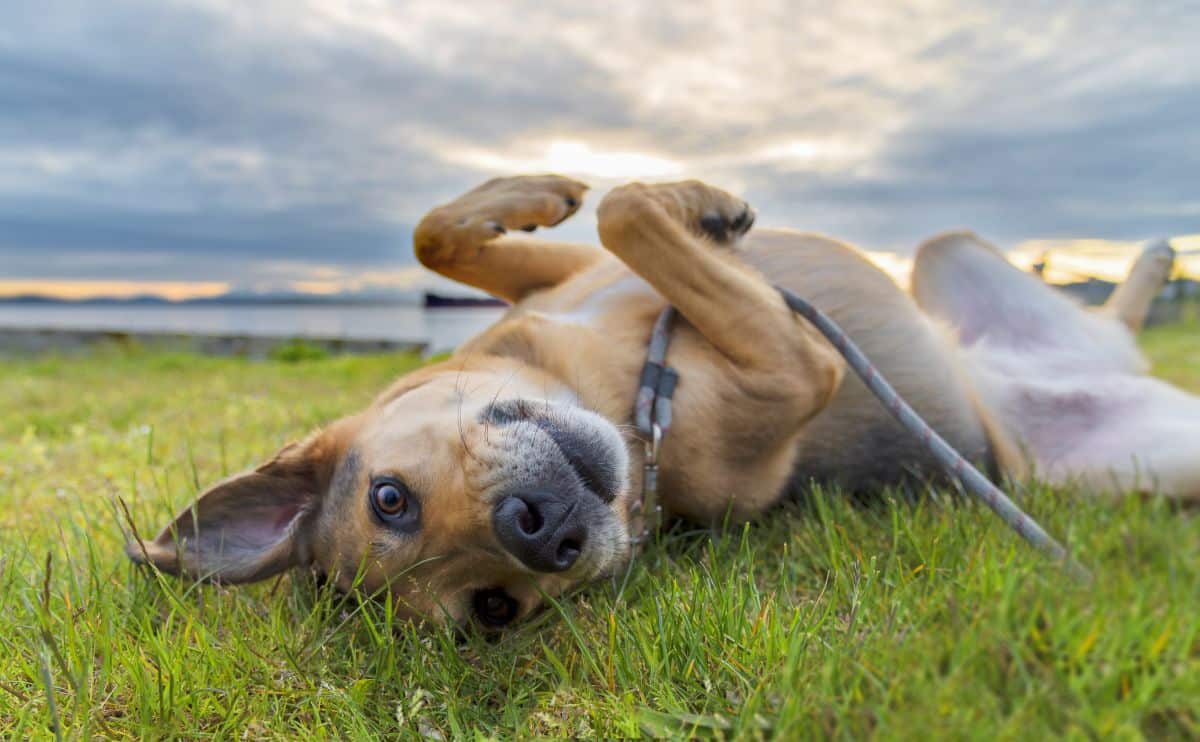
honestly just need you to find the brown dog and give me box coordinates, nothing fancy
[129,175,1199,628]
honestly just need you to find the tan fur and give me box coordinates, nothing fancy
[132,174,1195,628]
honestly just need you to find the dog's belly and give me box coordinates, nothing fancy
[963,339,1200,496]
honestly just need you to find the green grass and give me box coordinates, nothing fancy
[2,321,1198,739]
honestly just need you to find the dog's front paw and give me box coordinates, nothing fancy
[599,180,755,246]
[416,174,589,254]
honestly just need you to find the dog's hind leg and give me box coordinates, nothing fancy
[414,175,603,303]
[1100,240,1176,332]
[912,231,1088,347]
[911,231,1145,373]
[917,234,1199,500]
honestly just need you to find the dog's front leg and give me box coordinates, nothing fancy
[414,175,603,303]
[597,180,844,419]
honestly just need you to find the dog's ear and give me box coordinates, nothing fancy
[127,428,343,583]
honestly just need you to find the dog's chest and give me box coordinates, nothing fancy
[471,261,799,518]
[526,265,659,328]
[467,263,669,419]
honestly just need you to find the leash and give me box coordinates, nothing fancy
[632,287,1091,581]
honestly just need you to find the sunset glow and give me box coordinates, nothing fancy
[0,280,231,302]
[5,237,1195,302]
[447,139,685,180]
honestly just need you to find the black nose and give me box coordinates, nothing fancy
[493,492,586,572]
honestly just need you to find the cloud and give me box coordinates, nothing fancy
[1,0,1198,286]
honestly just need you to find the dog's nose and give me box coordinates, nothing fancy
[493,491,586,572]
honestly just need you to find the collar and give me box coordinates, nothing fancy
[631,306,678,545]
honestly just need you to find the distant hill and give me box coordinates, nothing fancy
[1,294,172,306]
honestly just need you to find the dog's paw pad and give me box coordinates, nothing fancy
[698,203,755,244]
[699,212,728,241]
[730,205,755,235]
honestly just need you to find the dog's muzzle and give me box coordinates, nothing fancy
[481,399,627,573]
[493,489,604,572]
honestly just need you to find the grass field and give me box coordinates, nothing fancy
[1,313,1198,739]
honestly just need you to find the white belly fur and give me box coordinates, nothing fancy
[961,338,1200,497]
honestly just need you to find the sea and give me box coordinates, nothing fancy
[0,304,506,354]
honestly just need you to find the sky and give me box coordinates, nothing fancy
[2,0,1199,298]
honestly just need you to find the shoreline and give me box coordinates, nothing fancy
[0,327,427,358]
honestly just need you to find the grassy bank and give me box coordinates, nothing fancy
[1,319,1198,738]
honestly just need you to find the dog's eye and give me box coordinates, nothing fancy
[472,588,519,628]
[374,483,408,515]
[369,478,420,532]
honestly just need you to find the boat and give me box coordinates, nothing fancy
[422,292,507,308]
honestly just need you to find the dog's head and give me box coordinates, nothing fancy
[129,356,635,629]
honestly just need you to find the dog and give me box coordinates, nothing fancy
[128,175,1199,628]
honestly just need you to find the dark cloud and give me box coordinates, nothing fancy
[1,0,1198,284]
[743,80,1200,251]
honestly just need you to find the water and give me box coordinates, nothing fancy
[0,304,506,353]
